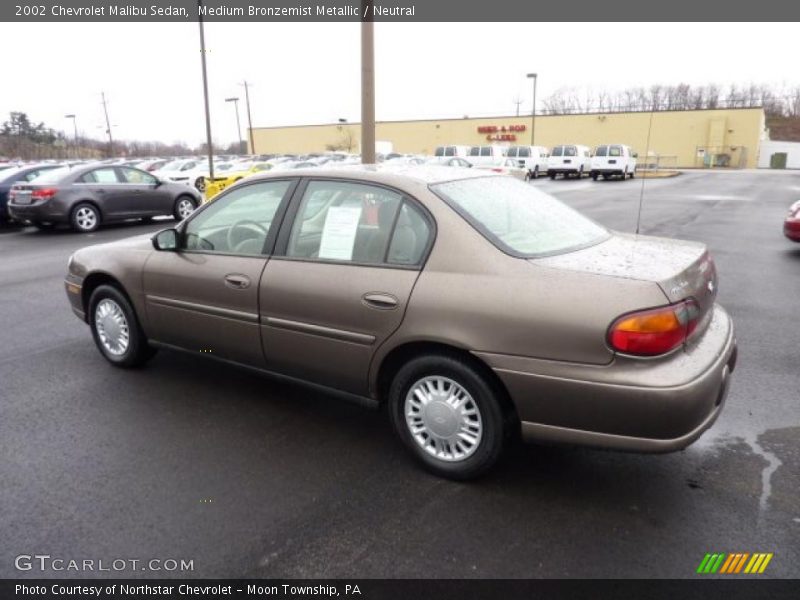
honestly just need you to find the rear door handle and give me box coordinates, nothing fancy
[362,292,398,310]
[224,274,251,289]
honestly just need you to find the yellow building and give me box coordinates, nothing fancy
[249,107,766,168]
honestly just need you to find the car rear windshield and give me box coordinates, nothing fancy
[29,166,74,184]
[551,146,563,156]
[431,176,609,257]
[594,146,608,156]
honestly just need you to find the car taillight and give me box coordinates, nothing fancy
[31,188,58,200]
[608,300,700,356]
[491,168,504,173]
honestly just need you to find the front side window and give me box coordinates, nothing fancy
[81,168,120,184]
[287,181,403,264]
[183,180,291,255]
[432,176,608,257]
[120,167,156,185]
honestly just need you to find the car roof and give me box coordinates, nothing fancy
[247,164,492,187]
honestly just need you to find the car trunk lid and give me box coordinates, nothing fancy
[532,232,718,338]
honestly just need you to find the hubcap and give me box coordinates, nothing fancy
[76,207,97,230]
[94,299,130,356]
[177,199,194,218]
[405,376,483,462]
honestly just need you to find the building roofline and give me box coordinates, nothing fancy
[251,106,765,131]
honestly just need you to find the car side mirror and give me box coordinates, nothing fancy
[152,228,179,251]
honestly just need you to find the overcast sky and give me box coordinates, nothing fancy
[0,22,797,146]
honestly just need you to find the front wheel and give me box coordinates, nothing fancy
[388,353,507,480]
[173,196,197,221]
[71,203,101,233]
[89,285,156,368]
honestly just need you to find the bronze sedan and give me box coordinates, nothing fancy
[64,166,736,479]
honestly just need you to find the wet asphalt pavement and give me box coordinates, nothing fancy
[1,170,798,579]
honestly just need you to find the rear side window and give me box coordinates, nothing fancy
[595,146,608,157]
[387,202,431,265]
[551,146,563,157]
[81,168,120,184]
[564,147,577,157]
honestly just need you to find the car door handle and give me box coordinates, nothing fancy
[224,274,251,289]
[95,188,106,194]
[362,292,398,310]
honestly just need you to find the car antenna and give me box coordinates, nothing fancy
[635,108,655,235]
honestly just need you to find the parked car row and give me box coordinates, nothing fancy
[434,143,638,180]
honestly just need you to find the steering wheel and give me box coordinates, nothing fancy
[226,220,268,253]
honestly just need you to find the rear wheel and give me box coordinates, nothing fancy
[389,353,507,480]
[71,203,101,233]
[591,172,599,181]
[173,195,197,221]
[549,172,556,180]
[88,285,157,368]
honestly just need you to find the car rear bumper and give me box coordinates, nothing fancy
[591,168,626,175]
[784,219,800,242]
[547,168,581,174]
[475,304,736,452]
[8,201,69,223]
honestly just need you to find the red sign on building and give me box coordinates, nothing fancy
[477,124,526,141]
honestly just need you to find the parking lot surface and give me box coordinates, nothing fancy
[1,170,798,578]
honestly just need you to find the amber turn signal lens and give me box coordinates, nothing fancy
[608,300,699,356]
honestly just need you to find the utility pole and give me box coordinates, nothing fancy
[198,0,214,181]
[240,81,255,154]
[225,97,244,154]
[513,96,524,117]
[360,0,375,164]
[101,92,114,157]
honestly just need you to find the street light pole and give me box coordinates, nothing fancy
[527,73,537,146]
[225,97,244,154]
[198,0,214,181]
[100,92,114,157]
[240,81,255,154]
[360,1,375,164]
[65,114,78,158]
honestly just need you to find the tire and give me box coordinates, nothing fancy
[630,170,635,179]
[577,166,584,179]
[71,203,101,233]
[532,166,539,179]
[591,172,598,181]
[173,195,197,221]
[88,284,156,368]
[621,168,628,180]
[549,172,556,180]
[194,177,205,192]
[602,174,610,181]
[388,353,507,480]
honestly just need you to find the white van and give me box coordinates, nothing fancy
[547,145,592,179]
[591,144,637,180]
[467,145,508,166]
[433,145,470,159]
[505,145,549,179]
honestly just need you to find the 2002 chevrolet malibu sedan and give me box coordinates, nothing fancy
[64,166,737,479]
